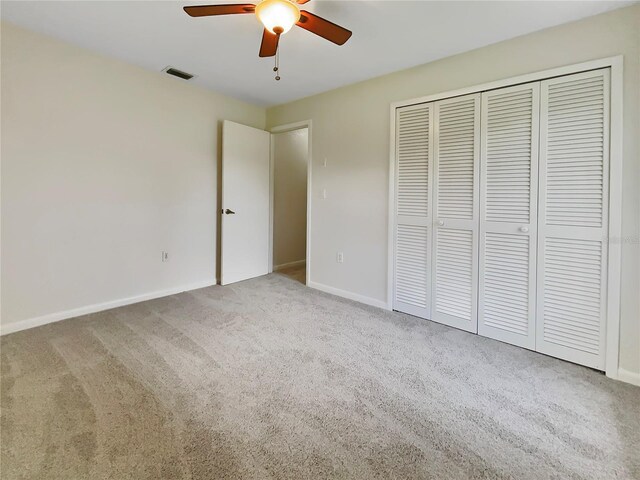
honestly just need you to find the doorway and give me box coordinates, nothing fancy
[270,124,310,285]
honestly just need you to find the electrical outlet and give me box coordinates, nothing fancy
[337,252,344,263]
[162,251,169,262]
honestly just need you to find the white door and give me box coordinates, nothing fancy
[478,82,540,349]
[536,69,610,369]
[221,120,271,285]
[431,93,481,333]
[393,103,433,318]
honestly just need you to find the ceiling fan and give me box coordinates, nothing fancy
[183,0,352,59]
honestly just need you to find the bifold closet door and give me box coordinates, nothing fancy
[393,103,433,318]
[537,69,609,370]
[478,83,539,349]
[431,94,480,333]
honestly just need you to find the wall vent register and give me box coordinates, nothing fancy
[162,66,196,81]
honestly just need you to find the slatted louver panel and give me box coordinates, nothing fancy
[482,233,531,334]
[478,82,539,349]
[485,88,534,223]
[436,98,477,220]
[545,74,606,227]
[395,225,429,309]
[393,103,433,318]
[431,94,480,333]
[434,229,473,320]
[537,69,609,370]
[542,238,602,354]
[397,106,430,217]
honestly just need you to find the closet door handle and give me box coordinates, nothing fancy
[437,220,445,226]
[520,226,529,233]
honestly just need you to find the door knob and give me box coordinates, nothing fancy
[437,220,444,226]
[225,209,235,215]
[520,226,529,233]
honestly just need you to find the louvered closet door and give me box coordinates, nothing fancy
[478,82,540,349]
[393,103,433,318]
[537,69,609,370]
[431,94,480,333]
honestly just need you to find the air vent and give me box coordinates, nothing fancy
[162,66,196,81]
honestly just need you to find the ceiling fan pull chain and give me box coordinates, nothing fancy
[274,46,281,81]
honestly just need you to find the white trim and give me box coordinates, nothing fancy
[269,120,312,286]
[390,57,623,110]
[274,259,306,271]
[387,56,624,381]
[308,281,390,310]
[617,368,640,387]
[268,132,275,273]
[386,106,396,310]
[604,56,623,379]
[0,279,217,336]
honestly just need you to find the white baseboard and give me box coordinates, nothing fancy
[617,368,640,387]
[274,259,306,271]
[0,279,217,336]
[308,281,390,310]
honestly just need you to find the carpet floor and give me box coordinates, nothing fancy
[1,270,639,479]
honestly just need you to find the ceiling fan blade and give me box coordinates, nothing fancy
[183,4,255,17]
[296,10,352,45]
[259,29,280,57]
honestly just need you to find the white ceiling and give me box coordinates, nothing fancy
[1,1,633,106]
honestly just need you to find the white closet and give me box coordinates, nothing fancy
[392,68,610,370]
[431,94,480,333]
[478,82,539,350]
[536,70,609,370]
[394,103,432,319]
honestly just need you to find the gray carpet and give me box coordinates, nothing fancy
[1,269,639,480]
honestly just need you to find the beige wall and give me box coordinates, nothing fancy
[267,5,640,375]
[273,128,308,268]
[0,22,266,330]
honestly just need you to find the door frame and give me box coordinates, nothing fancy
[387,56,624,380]
[269,120,313,286]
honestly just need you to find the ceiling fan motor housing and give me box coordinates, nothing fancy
[255,0,301,35]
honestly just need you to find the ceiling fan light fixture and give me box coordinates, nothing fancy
[255,0,300,35]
